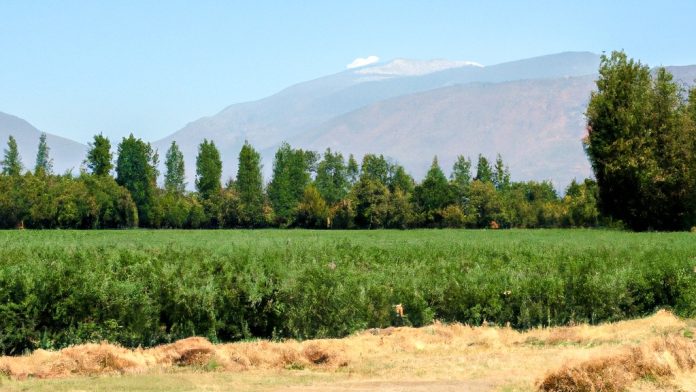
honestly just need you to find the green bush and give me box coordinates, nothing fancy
[0,229,694,355]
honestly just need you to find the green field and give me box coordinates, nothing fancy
[1,229,695,355]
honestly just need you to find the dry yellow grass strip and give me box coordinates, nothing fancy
[0,310,694,392]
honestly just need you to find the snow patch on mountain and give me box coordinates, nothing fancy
[356,58,483,77]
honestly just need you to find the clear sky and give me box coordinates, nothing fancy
[2,0,696,143]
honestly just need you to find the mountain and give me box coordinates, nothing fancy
[0,112,86,174]
[153,52,603,187]
[294,76,596,186]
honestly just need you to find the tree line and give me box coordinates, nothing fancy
[0,132,600,229]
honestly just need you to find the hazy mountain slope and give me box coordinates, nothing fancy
[0,112,86,174]
[294,76,597,188]
[153,52,601,184]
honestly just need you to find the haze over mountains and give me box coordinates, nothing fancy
[2,52,695,189]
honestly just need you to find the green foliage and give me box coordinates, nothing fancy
[389,164,415,194]
[195,139,222,199]
[267,143,312,225]
[351,178,390,229]
[235,141,265,227]
[346,154,359,185]
[585,51,696,231]
[164,141,186,194]
[563,179,600,227]
[294,184,329,228]
[1,136,22,176]
[360,154,390,185]
[1,229,695,355]
[475,154,493,183]
[315,148,349,205]
[414,157,455,216]
[116,134,158,226]
[0,173,137,229]
[85,134,113,176]
[34,133,53,175]
[493,154,511,191]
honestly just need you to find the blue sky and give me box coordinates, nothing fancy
[1,0,696,143]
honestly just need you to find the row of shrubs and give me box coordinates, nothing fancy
[1,230,694,355]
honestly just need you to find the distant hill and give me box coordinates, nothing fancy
[153,51,605,188]
[0,112,86,174]
[4,52,695,189]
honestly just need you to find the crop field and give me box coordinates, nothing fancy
[1,229,696,358]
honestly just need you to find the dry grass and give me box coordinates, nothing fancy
[1,310,695,392]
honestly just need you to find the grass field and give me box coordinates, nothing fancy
[1,229,696,356]
[2,229,696,390]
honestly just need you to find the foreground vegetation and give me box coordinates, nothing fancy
[1,229,695,356]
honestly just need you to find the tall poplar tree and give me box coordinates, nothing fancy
[85,134,113,176]
[235,141,264,226]
[346,154,359,186]
[116,134,157,226]
[414,156,454,212]
[315,148,349,205]
[475,154,493,183]
[1,136,22,176]
[267,142,312,224]
[493,154,511,191]
[195,139,221,199]
[34,133,53,175]
[164,141,186,193]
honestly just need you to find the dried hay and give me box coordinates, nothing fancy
[538,336,696,391]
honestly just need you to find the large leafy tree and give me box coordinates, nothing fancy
[164,141,186,194]
[388,164,414,194]
[235,141,265,227]
[315,148,349,205]
[35,133,53,175]
[360,154,390,185]
[267,142,312,224]
[195,139,221,199]
[115,134,158,226]
[1,136,22,176]
[85,134,113,176]
[351,177,389,229]
[585,51,696,230]
[414,156,454,213]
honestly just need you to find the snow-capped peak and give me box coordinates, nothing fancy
[355,58,483,77]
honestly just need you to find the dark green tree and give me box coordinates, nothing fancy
[1,136,22,176]
[164,141,186,194]
[414,156,455,213]
[346,154,359,185]
[493,154,511,191]
[85,134,113,176]
[115,134,157,226]
[35,133,53,175]
[235,141,265,227]
[451,155,472,189]
[388,164,415,194]
[314,148,349,206]
[585,51,695,230]
[267,142,312,225]
[475,154,493,183]
[360,154,390,185]
[195,139,222,199]
[351,178,389,229]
